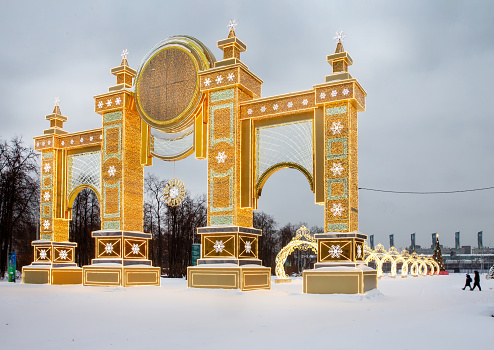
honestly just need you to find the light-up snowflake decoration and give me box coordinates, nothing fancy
[214,240,225,253]
[106,99,112,107]
[287,101,293,108]
[330,203,344,216]
[54,97,60,106]
[227,20,238,31]
[44,163,51,173]
[320,92,326,99]
[330,121,344,135]
[273,104,278,110]
[247,108,253,115]
[80,137,84,143]
[70,139,74,145]
[163,178,186,207]
[245,241,252,253]
[115,97,121,105]
[131,244,140,255]
[108,166,116,177]
[333,31,346,43]
[43,191,51,202]
[98,101,103,109]
[216,151,227,163]
[59,250,68,260]
[342,88,349,96]
[104,243,114,254]
[215,75,223,84]
[329,245,343,258]
[43,220,50,230]
[204,78,211,87]
[330,163,344,176]
[357,245,362,259]
[90,136,93,141]
[331,90,337,97]
[39,249,47,260]
[302,99,308,106]
[121,49,128,60]
[227,73,235,81]
[260,106,266,112]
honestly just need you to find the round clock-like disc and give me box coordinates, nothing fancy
[135,36,215,132]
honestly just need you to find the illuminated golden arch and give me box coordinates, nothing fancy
[256,162,314,197]
[66,184,101,215]
[428,258,440,275]
[379,254,394,278]
[393,256,409,277]
[275,226,317,279]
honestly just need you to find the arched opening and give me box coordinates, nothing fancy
[69,187,100,267]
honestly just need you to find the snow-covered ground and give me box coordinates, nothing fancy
[0,274,492,350]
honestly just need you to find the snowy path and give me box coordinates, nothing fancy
[0,274,492,350]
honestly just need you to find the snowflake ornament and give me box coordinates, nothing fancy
[44,163,51,173]
[37,142,40,147]
[54,97,60,106]
[216,151,227,163]
[247,108,253,115]
[204,78,211,87]
[121,49,129,60]
[331,90,337,97]
[330,121,344,135]
[39,249,47,260]
[61,141,65,146]
[215,75,223,84]
[328,245,343,258]
[106,99,112,107]
[43,191,51,202]
[59,250,68,260]
[302,99,308,106]
[108,166,116,177]
[260,106,266,112]
[330,162,344,176]
[227,73,235,81]
[104,243,113,254]
[100,135,103,140]
[115,97,121,105]
[320,92,326,99]
[42,141,45,146]
[98,101,103,109]
[330,202,344,216]
[214,240,225,253]
[333,31,346,43]
[48,140,51,145]
[227,20,238,31]
[287,102,293,108]
[342,88,349,96]
[90,136,93,141]
[80,137,84,143]
[245,241,252,253]
[70,139,74,145]
[131,244,140,255]
[43,220,50,230]
[357,245,362,259]
[273,104,278,110]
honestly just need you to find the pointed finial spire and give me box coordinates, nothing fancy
[227,19,237,38]
[333,31,346,53]
[53,97,61,114]
[120,49,129,66]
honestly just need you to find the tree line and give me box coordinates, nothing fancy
[0,137,322,278]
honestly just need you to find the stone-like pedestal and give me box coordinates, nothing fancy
[82,230,160,287]
[22,241,82,285]
[187,226,271,291]
[303,232,377,294]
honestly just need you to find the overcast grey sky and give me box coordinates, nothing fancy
[1,0,494,249]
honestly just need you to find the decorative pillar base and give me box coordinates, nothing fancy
[303,265,377,294]
[22,241,82,285]
[82,230,160,287]
[303,231,378,294]
[187,226,271,291]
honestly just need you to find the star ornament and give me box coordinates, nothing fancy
[333,31,346,43]
[121,49,128,60]
[54,97,60,106]
[227,20,238,31]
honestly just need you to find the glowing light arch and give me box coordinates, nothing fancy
[275,226,317,279]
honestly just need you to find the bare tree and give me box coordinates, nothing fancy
[0,137,39,276]
[253,211,278,272]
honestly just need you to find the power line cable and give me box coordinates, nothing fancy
[358,186,494,194]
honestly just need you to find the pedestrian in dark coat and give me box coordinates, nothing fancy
[471,270,481,291]
[462,273,472,290]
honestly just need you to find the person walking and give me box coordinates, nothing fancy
[471,270,481,291]
[462,273,472,290]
